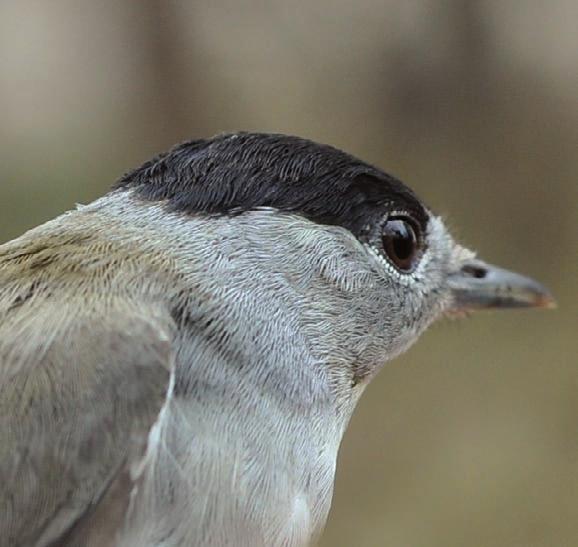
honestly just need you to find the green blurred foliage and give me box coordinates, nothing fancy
[1,2,576,545]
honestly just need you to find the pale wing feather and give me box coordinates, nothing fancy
[0,298,173,547]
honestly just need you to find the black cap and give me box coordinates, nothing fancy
[116,132,429,239]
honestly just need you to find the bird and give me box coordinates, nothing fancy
[0,132,554,547]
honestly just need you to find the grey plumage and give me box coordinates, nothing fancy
[0,133,553,546]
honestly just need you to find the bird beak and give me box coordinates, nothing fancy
[447,258,556,313]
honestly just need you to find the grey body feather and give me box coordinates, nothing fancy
[0,190,453,546]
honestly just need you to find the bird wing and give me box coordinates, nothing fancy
[0,296,174,547]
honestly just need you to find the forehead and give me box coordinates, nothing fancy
[115,132,429,237]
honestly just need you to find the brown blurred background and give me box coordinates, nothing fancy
[1,1,576,546]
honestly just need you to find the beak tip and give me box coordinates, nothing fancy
[524,278,556,310]
[535,292,557,310]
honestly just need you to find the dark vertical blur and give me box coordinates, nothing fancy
[1,1,576,545]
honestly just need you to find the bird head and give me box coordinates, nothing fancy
[115,132,554,404]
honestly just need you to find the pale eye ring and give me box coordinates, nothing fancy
[380,215,423,273]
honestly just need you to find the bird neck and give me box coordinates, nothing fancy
[133,330,343,545]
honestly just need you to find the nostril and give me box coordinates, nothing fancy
[462,264,487,279]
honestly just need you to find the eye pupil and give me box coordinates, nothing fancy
[381,217,421,272]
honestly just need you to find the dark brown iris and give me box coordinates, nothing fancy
[381,216,421,272]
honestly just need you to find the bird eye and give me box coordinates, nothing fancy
[381,216,422,273]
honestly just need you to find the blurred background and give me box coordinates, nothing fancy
[1,1,576,545]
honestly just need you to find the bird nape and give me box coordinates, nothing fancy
[0,132,554,547]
